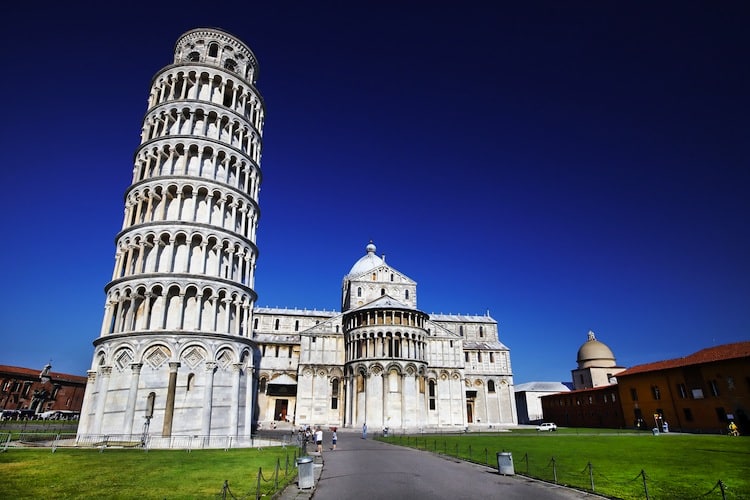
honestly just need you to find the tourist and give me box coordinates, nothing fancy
[315,427,323,453]
[331,428,337,450]
[362,422,367,439]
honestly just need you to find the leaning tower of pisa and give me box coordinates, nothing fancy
[78,29,264,444]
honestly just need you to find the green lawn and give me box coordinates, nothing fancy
[0,446,298,499]
[383,430,750,499]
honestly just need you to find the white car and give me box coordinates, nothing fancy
[536,422,557,431]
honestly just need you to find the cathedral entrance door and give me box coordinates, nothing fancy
[274,399,288,422]
[466,402,474,423]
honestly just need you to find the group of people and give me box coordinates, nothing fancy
[298,425,338,452]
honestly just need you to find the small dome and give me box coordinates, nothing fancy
[576,330,617,368]
[348,241,383,276]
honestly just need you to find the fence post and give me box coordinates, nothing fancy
[551,457,557,484]
[484,448,488,465]
[455,443,458,457]
[468,444,472,462]
[256,467,262,500]
[524,453,529,475]
[719,480,726,500]
[641,469,649,500]
[222,479,228,500]
[274,458,280,490]
[588,462,595,492]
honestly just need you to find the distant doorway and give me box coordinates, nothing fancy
[466,402,474,423]
[274,399,288,422]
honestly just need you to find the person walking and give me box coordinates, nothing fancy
[362,422,367,439]
[331,428,337,450]
[315,427,324,453]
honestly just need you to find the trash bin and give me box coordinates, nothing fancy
[296,456,315,489]
[497,451,514,475]
[652,427,660,436]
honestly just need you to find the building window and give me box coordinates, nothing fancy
[651,386,661,400]
[294,320,299,332]
[275,346,279,357]
[381,288,385,296]
[187,373,195,391]
[459,326,464,336]
[683,408,693,421]
[715,407,727,422]
[253,318,258,329]
[479,326,484,338]
[390,273,394,281]
[630,388,638,401]
[488,380,495,392]
[259,377,267,393]
[288,346,293,357]
[465,352,469,362]
[727,377,735,390]
[146,392,156,418]
[677,383,687,399]
[709,380,720,397]
[357,287,362,297]
[331,379,339,410]
[405,290,409,299]
[489,352,494,363]
[478,352,482,362]
[274,319,279,330]
[428,380,436,410]
[208,43,219,57]
[372,273,376,280]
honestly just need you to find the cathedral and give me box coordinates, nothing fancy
[77,28,515,444]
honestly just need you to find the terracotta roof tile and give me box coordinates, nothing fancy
[616,341,750,377]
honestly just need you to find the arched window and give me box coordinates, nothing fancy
[259,377,267,393]
[274,318,279,330]
[357,287,362,297]
[428,380,436,410]
[187,373,195,391]
[187,51,200,62]
[390,273,394,281]
[331,379,339,409]
[208,43,219,57]
[225,59,236,71]
[294,320,299,332]
[405,290,409,299]
[479,326,484,338]
[146,392,156,418]
[253,318,258,329]
[488,380,496,393]
[459,325,464,336]
[381,288,385,296]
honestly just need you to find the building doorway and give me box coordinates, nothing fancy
[274,399,288,422]
[466,402,474,423]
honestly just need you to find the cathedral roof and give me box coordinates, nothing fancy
[347,241,384,277]
[353,295,414,311]
[576,330,617,368]
[514,381,571,393]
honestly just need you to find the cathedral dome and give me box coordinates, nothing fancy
[576,331,617,368]
[348,241,383,276]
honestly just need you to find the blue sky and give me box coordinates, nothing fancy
[1,2,747,384]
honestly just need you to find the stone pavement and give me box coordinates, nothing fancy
[274,428,604,500]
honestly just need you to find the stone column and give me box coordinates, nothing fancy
[123,363,143,436]
[230,363,242,436]
[201,362,217,436]
[94,366,112,435]
[162,362,180,437]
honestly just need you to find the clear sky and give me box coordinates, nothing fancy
[1,2,747,384]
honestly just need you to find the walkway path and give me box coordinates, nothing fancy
[277,430,603,500]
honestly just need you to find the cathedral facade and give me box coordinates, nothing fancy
[78,28,515,444]
[255,242,517,431]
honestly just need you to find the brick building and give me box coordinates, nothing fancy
[615,341,750,434]
[0,365,86,418]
